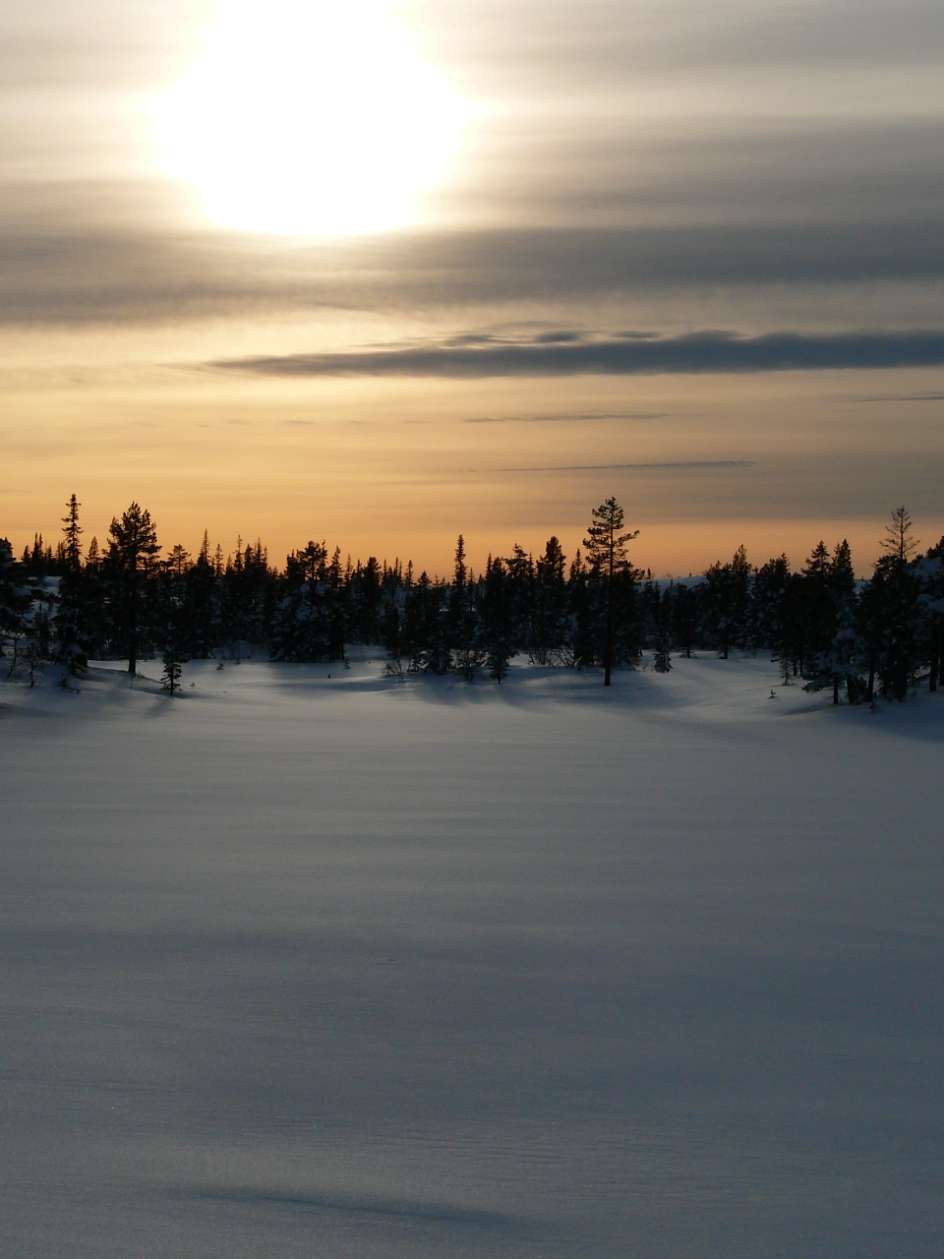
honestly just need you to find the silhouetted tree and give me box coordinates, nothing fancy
[105,502,160,674]
[55,494,91,676]
[481,556,514,682]
[583,497,639,686]
[531,535,569,663]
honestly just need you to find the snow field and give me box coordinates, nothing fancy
[2,655,942,1257]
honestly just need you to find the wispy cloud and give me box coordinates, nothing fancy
[497,460,753,473]
[463,411,667,424]
[849,391,944,402]
[210,329,944,379]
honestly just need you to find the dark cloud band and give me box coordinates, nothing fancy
[1,211,941,327]
[498,460,753,473]
[211,329,944,379]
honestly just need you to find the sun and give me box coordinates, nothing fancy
[154,0,468,237]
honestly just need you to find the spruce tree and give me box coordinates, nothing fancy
[55,494,92,677]
[448,534,484,679]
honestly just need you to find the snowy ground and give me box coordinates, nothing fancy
[2,655,942,1257]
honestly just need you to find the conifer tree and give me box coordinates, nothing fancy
[157,546,191,696]
[0,538,30,666]
[402,571,447,673]
[668,582,698,658]
[55,493,90,676]
[184,535,219,658]
[448,534,484,679]
[702,558,737,660]
[381,598,405,677]
[481,556,514,683]
[532,536,569,663]
[829,539,856,605]
[62,494,82,569]
[270,540,344,662]
[161,650,182,695]
[583,497,638,686]
[865,511,921,700]
[799,540,837,676]
[881,506,918,565]
[504,544,533,658]
[651,588,673,672]
[105,502,160,674]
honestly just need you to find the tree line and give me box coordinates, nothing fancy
[2,495,943,702]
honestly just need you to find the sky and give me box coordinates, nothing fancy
[3,0,944,575]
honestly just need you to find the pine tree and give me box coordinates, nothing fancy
[773,573,806,682]
[702,557,739,659]
[0,538,31,670]
[381,599,405,677]
[914,536,944,692]
[875,508,920,700]
[751,555,790,650]
[668,582,698,658]
[160,652,182,695]
[402,571,448,673]
[531,536,569,664]
[270,540,344,662]
[105,502,160,674]
[881,506,918,565]
[184,538,219,658]
[799,540,837,677]
[583,497,639,686]
[651,588,672,672]
[829,539,856,605]
[481,556,514,683]
[157,546,191,696]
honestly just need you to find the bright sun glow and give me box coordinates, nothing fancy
[154,0,468,236]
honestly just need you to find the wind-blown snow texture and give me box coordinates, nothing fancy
[2,657,942,1257]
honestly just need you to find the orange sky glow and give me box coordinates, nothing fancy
[3,0,943,575]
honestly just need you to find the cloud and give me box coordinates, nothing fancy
[497,460,754,473]
[210,329,944,379]
[425,0,944,89]
[463,411,667,424]
[1,191,942,327]
[531,330,589,344]
[850,391,944,402]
